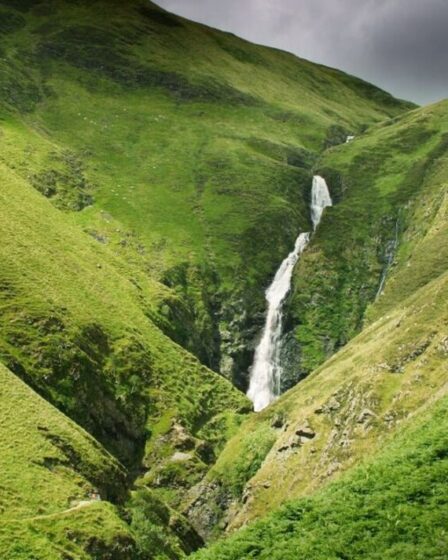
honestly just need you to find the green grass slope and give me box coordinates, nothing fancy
[280,99,448,387]
[0,0,414,385]
[194,394,448,560]
[1,0,438,555]
[0,361,137,559]
[185,100,448,538]
[0,160,247,462]
[0,156,248,555]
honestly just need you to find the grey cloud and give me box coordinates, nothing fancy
[155,0,448,105]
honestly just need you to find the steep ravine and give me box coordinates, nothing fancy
[278,108,448,387]
[181,100,448,543]
[182,176,337,540]
[247,176,333,412]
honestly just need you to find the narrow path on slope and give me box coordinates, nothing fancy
[10,499,100,523]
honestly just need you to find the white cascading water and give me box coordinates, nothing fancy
[247,175,332,412]
[310,175,333,231]
[246,232,310,412]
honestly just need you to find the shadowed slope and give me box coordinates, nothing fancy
[0,361,138,558]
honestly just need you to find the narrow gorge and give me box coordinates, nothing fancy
[247,176,333,411]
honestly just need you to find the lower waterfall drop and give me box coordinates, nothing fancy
[247,175,332,412]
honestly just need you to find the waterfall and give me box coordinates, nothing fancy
[375,217,400,299]
[246,233,310,412]
[311,175,333,231]
[247,175,332,412]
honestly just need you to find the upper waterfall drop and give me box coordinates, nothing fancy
[311,175,333,230]
[247,175,333,412]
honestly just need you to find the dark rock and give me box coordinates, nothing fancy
[357,408,376,424]
[271,413,286,429]
[295,424,316,439]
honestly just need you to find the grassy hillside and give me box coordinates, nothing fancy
[185,101,448,538]
[0,159,247,460]
[0,362,197,559]
[0,0,414,386]
[0,361,138,559]
[2,0,443,557]
[280,100,448,387]
[0,156,248,556]
[194,394,448,560]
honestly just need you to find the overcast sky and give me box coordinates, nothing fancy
[156,0,447,106]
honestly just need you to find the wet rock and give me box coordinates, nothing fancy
[277,330,308,392]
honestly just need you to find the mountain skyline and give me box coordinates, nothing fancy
[157,0,448,105]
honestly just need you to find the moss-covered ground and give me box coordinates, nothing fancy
[192,100,448,538]
[194,394,448,560]
[1,0,445,557]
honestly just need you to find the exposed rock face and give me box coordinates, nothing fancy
[169,423,198,451]
[218,294,266,390]
[277,331,307,392]
[160,271,267,391]
[357,409,377,424]
[172,451,194,462]
[184,481,237,541]
[277,421,316,452]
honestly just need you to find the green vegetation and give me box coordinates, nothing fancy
[0,361,138,558]
[189,101,448,537]
[0,0,413,386]
[1,0,446,558]
[0,155,249,555]
[194,395,448,560]
[2,503,136,560]
[127,488,203,559]
[0,152,245,557]
[282,100,448,383]
[0,160,247,462]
